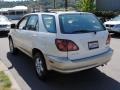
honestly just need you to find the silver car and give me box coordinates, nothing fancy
[0,15,11,33]
[9,12,113,80]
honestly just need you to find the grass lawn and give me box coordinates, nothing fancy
[0,71,11,90]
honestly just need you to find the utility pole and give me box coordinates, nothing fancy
[54,0,56,9]
[65,0,68,11]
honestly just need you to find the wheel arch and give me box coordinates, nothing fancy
[32,48,51,71]
[32,48,45,58]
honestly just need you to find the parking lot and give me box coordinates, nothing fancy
[0,34,120,90]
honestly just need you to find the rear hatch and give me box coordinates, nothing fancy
[57,31,109,60]
[58,12,109,60]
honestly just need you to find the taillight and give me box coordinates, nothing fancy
[55,39,79,52]
[106,34,111,45]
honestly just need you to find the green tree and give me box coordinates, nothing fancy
[76,0,95,12]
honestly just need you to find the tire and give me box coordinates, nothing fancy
[33,52,48,80]
[9,38,18,54]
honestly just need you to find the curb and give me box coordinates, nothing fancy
[0,59,21,90]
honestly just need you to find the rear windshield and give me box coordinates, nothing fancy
[59,13,105,34]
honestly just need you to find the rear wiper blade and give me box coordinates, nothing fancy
[71,30,96,34]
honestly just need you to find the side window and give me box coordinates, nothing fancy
[18,16,29,30]
[26,15,39,31]
[42,14,56,33]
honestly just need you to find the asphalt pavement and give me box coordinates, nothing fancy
[0,34,120,90]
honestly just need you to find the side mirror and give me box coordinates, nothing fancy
[11,24,16,29]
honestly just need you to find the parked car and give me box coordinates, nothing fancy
[110,24,120,33]
[8,12,113,80]
[0,15,11,33]
[104,15,120,33]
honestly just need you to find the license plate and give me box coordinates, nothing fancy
[88,41,99,50]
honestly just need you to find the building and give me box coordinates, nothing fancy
[96,0,120,11]
[0,6,28,20]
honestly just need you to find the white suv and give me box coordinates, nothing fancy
[8,12,113,79]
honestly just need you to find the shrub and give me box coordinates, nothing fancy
[93,11,120,19]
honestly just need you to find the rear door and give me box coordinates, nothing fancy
[22,15,39,54]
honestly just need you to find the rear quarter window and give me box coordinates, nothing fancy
[42,14,56,33]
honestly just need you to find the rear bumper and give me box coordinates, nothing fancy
[45,48,113,73]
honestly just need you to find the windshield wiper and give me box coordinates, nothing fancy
[70,30,97,34]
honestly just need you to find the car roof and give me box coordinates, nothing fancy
[25,11,92,16]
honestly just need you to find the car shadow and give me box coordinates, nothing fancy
[111,33,120,39]
[0,33,8,38]
[7,52,120,90]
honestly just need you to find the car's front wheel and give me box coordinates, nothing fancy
[33,52,48,80]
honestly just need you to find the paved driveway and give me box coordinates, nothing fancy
[0,34,120,90]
